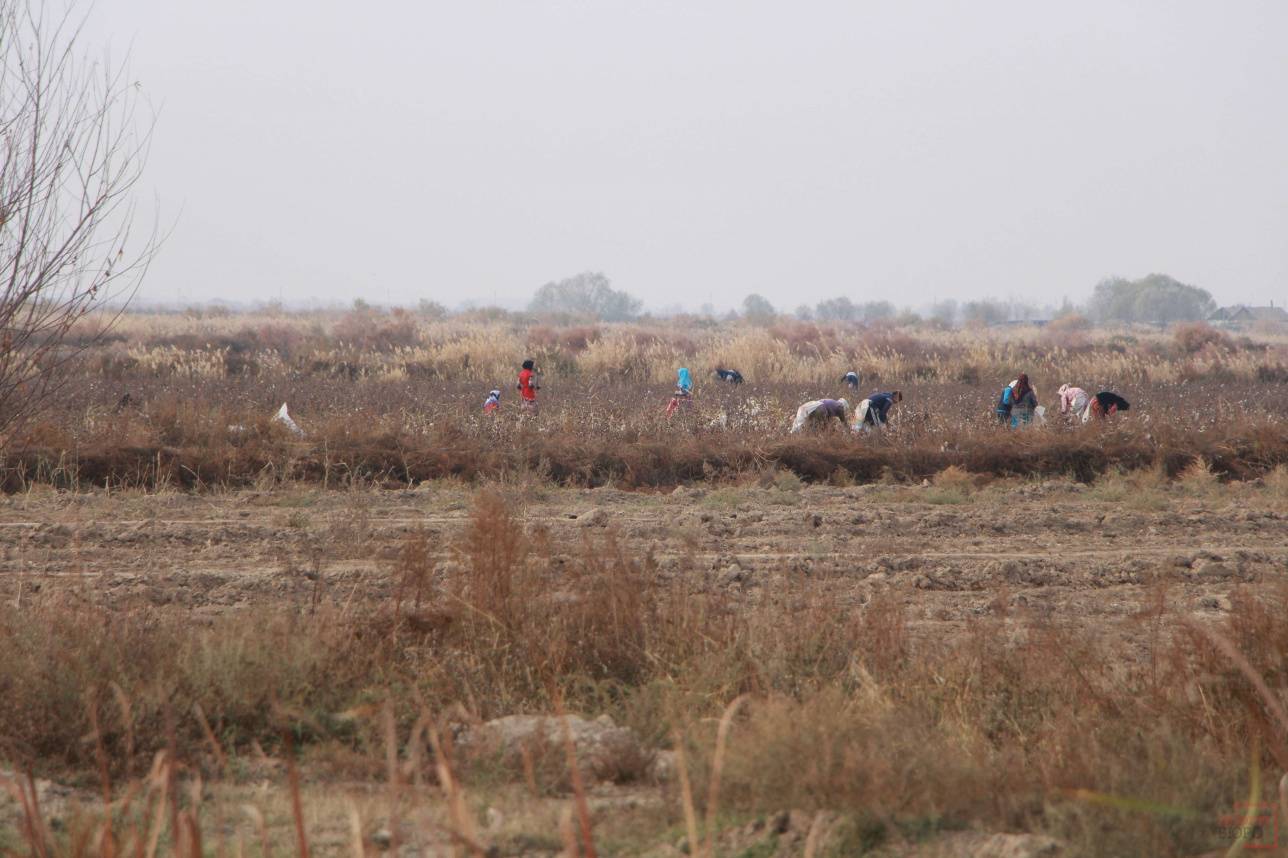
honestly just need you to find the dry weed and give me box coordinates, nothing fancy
[1177,457,1221,496]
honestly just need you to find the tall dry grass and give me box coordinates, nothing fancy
[69,309,1288,386]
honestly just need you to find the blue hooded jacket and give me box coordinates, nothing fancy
[677,368,693,393]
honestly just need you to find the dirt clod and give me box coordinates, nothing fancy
[579,508,609,527]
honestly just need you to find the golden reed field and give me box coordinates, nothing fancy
[5,308,1288,857]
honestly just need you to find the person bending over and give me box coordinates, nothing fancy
[1057,384,1088,421]
[1087,391,1130,421]
[790,398,851,432]
[857,390,903,430]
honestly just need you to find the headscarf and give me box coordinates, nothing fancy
[1013,373,1032,402]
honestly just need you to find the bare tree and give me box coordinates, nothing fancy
[0,0,155,447]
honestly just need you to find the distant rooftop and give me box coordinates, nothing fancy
[1209,304,1288,323]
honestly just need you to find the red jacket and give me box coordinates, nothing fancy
[518,368,537,401]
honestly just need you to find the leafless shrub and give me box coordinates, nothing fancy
[1173,321,1232,355]
[332,307,420,351]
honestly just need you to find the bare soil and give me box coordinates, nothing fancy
[6,479,1283,644]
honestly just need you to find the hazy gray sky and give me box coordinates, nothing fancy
[90,1,1288,311]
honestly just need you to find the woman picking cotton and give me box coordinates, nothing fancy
[666,367,695,418]
[1057,384,1089,423]
[1086,391,1130,421]
[1008,374,1038,428]
[854,390,903,433]
[790,398,851,432]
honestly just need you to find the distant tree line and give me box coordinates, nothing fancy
[800,297,897,322]
[499,269,1221,326]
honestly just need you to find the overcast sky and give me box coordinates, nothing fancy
[89,0,1288,312]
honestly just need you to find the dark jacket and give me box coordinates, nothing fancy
[1094,391,1130,412]
[866,392,896,424]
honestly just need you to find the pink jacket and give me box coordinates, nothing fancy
[1058,385,1088,414]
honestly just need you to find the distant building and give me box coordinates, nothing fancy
[996,318,1051,327]
[1208,304,1288,325]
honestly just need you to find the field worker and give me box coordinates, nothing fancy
[856,390,903,431]
[790,398,850,432]
[843,371,860,390]
[482,389,501,413]
[1057,384,1089,421]
[676,367,693,395]
[517,359,540,412]
[1086,391,1130,421]
[714,367,744,384]
[666,367,695,418]
[1009,374,1038,428]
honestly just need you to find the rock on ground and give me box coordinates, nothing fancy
[889,831,1064,857]
[459,713,648,784]
[578,508,609,527]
